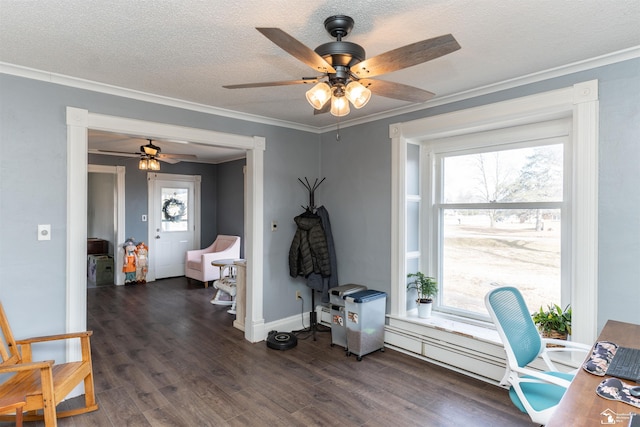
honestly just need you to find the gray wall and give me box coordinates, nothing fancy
[87,172,116,255]
[1,57,638,351]
[216,158,246,257]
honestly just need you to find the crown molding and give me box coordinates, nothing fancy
[2,45,638,134]
[0,62,320,133]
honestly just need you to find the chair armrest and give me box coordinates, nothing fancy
[0,360,54,374]
[511,365,572,388]
[15,330,93,345]
[186,247,209,261]
[542,339,591,352]
[201,249,239,263]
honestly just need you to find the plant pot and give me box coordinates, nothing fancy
[541,329,568,347]
[417,300,433,318]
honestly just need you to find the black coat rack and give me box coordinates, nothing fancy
[298,177,325,213]
[296,177,328,340]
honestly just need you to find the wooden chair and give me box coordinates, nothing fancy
[0,397,25,427]
[0,301,98,426]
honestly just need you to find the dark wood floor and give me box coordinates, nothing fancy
[10,277,534,426]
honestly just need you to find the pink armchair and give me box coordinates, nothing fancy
[185,235,241,287]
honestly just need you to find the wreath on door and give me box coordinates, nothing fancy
[162,197,186,222]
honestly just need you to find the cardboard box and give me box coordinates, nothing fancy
[88,254,114,285]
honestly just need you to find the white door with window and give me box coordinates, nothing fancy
[148,173,201,280]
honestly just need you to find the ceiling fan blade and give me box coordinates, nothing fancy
[360,79,435,103]
[91,149,140,157]
[157,157,180,164]
[158,153,197,160]
[224,78,320,89]
[351,34,460,79]
[256,27,336,74]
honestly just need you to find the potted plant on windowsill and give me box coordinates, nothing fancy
[532,304,572,347]
[407,272,438,318]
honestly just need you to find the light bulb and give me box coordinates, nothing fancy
[139,157,149,170]
[305,82,331,110]
[345,81,371,109]
[149,157,161,171]
[330,94,350,117]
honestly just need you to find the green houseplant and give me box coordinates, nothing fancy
[532,304,572,341]
[407,272,438,318]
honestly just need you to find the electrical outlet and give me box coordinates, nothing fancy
[296,290,301,300]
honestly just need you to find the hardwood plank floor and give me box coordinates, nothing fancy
[6,277,534,426]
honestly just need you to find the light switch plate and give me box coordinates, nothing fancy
[38,224,51,241]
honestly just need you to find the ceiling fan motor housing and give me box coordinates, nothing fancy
[315,41,365,68]
[323,15,355,39]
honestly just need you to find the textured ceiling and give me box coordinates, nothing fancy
[1,0,639,161]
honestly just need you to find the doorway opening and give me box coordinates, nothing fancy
[67,107,266,345]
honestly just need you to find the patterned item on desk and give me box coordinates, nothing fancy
[596,377,640,409]
[583,340,619,376]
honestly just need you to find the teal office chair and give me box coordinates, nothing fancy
[485,286,589,425]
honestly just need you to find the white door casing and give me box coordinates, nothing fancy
[67,108,266,358]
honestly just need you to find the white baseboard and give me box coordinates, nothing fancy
[260,304,331,341]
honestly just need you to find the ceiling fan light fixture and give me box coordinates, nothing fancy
[345,81,371,109]
[139,155,161,171]
[148,157,161,171]
[330,92,350,117]
[139,156,150,170]
[305,82,332,110]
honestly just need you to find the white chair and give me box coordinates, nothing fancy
[485,286,589,425]
[185,235,240,287]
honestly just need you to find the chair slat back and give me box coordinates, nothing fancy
[486,286,542,367]
[0,301,21,366]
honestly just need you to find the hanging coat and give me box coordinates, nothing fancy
[305,206,339,302]
[289,212,331,278]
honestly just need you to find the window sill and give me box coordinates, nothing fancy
[387,310,502,345]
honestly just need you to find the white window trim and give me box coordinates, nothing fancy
[390,80,599,345]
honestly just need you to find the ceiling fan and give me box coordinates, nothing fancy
[223,15,461,116]
[93,139,197,170]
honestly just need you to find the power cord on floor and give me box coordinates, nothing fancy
[293,296,330,340]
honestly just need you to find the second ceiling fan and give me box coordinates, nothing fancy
[224,15,461,116]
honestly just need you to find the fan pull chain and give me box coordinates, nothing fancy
[336,116,341,141]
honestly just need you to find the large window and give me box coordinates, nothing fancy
[390,81,599,344]
[427,136,568,320]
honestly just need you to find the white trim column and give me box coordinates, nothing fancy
[244,136,266,342]
[389,124,407,317]
[66,107,88,331]
[571,81,599,345]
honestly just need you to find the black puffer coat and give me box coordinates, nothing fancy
[289,213,331,278]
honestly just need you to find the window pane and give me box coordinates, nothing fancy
[161,187,189,232]
[441,209,561,316]
[443,145,563,204]
[406,143,420,196]
[406,201,419,252]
